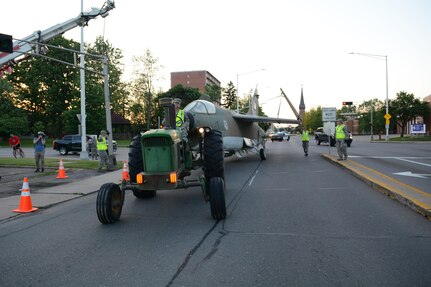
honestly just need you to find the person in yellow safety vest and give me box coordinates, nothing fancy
[173,97,191,142]
[335,119,349,160]
[174,98,185,127]
[300,127,310,156]
[97,130,109,171]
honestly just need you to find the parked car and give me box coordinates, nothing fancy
[53,134,117,155]
[270,132,285,142]
[315,127,335,146]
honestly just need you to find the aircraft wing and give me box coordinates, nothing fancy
[232,113,300,125]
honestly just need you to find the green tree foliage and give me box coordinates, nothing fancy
[6,37,80,137]
[205,84,222,104]
[81,36,126,134]
[302,106,323,131]
[4,36,127,137]
[221,81,237,110]
[0,79,29,138]
[390,91,428,137]
[150,85,202,130]
[357,99,386,136]
[161,84,201,106]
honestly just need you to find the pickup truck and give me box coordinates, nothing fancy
[53,134,117,155]
[315,127,353,147]
[315,127,336,146]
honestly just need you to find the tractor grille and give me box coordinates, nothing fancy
[143,137,169,147]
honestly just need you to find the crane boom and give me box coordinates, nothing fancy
[0,0,115,73]
[280,88,302,122]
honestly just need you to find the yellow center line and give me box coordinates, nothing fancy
[346,159,431,198]
[322,154,431,211]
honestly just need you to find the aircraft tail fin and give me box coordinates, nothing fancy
[247,87,259,116]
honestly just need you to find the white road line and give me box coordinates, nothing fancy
[249,170,259,186]
[348,156,431,159]
[395,157,431,167]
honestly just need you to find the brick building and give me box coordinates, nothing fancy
[170,70,220,92]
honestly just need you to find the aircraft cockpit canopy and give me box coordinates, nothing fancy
[184,100,216,114]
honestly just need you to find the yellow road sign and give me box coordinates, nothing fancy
[384,113,391,120]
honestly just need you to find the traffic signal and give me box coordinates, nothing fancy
[0,33,13,53]
[342,101,353,106]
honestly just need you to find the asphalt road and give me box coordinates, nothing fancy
[0,136,430,286]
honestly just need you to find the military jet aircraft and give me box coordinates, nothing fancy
[184,88,301,160]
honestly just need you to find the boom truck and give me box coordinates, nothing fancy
[0,0,115,74]
[96,98,227,224]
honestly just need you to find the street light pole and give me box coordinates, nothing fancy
[350,52,389,141]
[236,68,265,113]
[79,0,89,159]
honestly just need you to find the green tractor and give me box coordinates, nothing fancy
[96,98,226,224]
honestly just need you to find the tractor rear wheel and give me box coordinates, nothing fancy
[96,183,124,224]
[128,135,144,184]
[209,177,226,220]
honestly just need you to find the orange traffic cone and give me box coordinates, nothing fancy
[120,160,130,182]
[13,177,38,213]
[56,159,68,179]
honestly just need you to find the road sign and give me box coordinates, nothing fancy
[322,107,337,122]
[384,113,391,120]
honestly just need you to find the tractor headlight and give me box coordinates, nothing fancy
[198,127,211,134]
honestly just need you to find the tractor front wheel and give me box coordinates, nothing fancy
[209,177,226,220]
[96,183,124,224]
[259,148,266,160]
[203,130,224,180]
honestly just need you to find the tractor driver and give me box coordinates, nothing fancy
[174,98,186,127]
[173,97,193,140]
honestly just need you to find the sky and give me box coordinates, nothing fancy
[3,0,431,119]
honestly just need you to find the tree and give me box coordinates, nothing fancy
[302,106,323,130]
[221,81,237,110]
[161,84,201,106]
[6,36,80,137]
[0,78,29,138]
[389,91,426,137]
[130,49,164,130]
[205,84,222,104]
[357,99,385,136]
[82,36,126,134]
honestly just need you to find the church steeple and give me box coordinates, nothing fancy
[299,85,305,118]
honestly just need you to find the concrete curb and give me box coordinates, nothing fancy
[321,153,431,221]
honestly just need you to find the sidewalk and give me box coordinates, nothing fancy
[322,154,431,220]
[0,169,122,222]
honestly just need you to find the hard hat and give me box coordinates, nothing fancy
[37,131,44,135]
[100,130,107,134]
[173,98,182,104]
[10,134,13,137]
